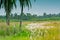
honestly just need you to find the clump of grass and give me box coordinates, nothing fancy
[0,22,31,37]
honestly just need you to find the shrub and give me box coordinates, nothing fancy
[0,30,5,36]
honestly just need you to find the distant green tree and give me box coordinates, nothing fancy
[32,14,37,17]
[27,13,31,16]
[48,14,52,17]
[58,13,60,17]
[14,13,18,19]
[21,13,27,20]
[43,12,47,16]
[10,14,13,19]
[26,13,32,20]
[52,14,57,17]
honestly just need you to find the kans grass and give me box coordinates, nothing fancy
[0,21,60,40]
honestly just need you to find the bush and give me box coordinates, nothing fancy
[0,30,5,36]
[15,30,31,37]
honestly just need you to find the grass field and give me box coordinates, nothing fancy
[0,21,60,40]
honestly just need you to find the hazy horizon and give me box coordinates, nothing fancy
[0,0,60,16]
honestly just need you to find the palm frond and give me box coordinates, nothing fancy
[19,0,31,9]
[0,0,4,8]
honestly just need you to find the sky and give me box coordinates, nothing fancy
[0,0,60,16]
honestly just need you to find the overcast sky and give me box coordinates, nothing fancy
[0,0,60,16]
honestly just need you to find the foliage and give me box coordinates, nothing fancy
[0,13,60,22]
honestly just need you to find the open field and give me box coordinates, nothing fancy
[0,21,60,40]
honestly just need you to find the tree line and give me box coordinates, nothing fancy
[0,12,60,21]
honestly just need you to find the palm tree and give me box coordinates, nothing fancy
[19,0,36,30]
[0,0,36,29]
[0,0,16,26]
[19,0,31,30]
